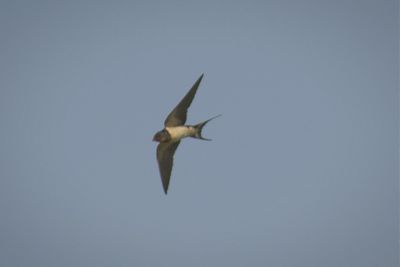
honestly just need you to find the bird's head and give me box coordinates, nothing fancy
[153,129,171,143]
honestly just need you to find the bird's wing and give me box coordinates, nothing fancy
[156,141,180,194]
[164,74,204,127]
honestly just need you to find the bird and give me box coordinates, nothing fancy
[153,74,220,194]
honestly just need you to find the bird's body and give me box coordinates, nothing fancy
[165,126,196,142]
[153,74,220,194]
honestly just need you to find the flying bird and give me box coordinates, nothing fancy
[153,74,220,194]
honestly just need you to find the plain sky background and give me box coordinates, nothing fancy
[0,1,398,266]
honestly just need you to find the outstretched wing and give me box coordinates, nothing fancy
[156,141,180,194]
[164,74,204,127]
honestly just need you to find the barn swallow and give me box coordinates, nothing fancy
[153,74,220,194]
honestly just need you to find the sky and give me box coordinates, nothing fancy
[0,1,398,266]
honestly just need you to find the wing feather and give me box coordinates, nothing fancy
[156,141,180,194]
[164,74,203,127]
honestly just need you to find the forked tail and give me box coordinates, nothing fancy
[192,115,222,141]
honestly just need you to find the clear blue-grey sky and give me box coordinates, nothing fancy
[0,1,398,266]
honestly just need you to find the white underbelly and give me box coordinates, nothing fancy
[166,126,195,141]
